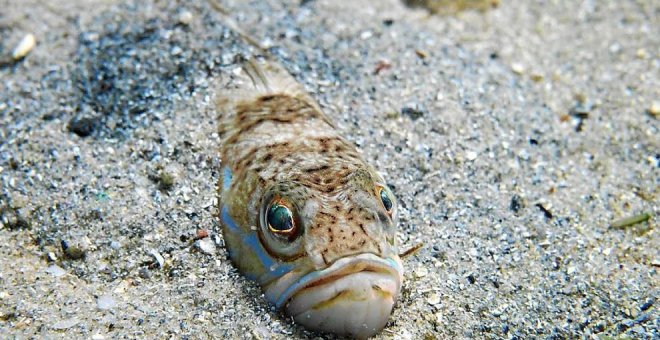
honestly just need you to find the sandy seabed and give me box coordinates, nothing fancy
[0,0,658,338]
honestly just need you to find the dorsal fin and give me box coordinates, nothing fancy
[208,1,326,132]
[217,58,322,116]
[207,0,321,113]
[241,58,309,100]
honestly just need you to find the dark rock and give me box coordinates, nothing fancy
[510,194,525,213]
[640,298,654,311]
[68,117,98,137]
[61,240,86,260]
[535,203,553,219]
[138,267,152,279]
[0,207,31,229]
[592,322,605,333]
[158,171,175,191]
[401,104,425,121]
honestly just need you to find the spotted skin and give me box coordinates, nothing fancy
[216,59,402,338]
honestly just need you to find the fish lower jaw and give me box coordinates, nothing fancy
[286,271,400,339]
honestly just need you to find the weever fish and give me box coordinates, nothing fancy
[216,57,404,338]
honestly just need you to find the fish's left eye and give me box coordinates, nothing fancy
[267,201,295,234]
[377,186,394,214]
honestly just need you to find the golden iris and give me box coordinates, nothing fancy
[267,201,295,233]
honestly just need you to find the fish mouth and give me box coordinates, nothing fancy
[273,253,403,338]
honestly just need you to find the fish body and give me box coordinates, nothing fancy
[217,59,403,338]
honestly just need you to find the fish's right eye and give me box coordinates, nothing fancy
[264,197,302,243]
[267,200,295,234]
[259,190,306,260]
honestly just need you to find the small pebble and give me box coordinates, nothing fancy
[401,104,425,121]
[212,234,224,247]
[0,207,31,229]
[177,10,193,25]
[511,62,525,75]
[433,312,443,325]
[611,212,650,229]
[629,326,646,335]
[195,238,216,255]
[195,229,209,240]
[415,49,428,59]
[158,172,175,191]
[149,249,165,268]
[97,294,116,310]
[427,293,441,305]
[570,101,592,118]
[635,48,647,59]
[640,298,654,311]
[52,317,80,330]
[530,73,544,82]
[536,203,553,219]
[68,117,98,137]
[139,267,152,279]
[12,33,36,60]
[502,323,510,334]
[415,266,429,278]
[171,46,183,56]
[45,265,67,277]
[61,240,86,260]
[465,151,478,161]
[510,194,525,213]
[648,101,659,116]
[634,313,650,324]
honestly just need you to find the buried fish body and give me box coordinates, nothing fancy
[217,59,403,338]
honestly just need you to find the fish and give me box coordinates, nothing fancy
[216,58,403,339]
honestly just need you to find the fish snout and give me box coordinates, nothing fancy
[283,254,403,338]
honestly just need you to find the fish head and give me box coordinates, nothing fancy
[220,166,403,338]
[222,166,403,338]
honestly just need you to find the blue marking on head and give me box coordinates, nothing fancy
[221,205,295,285]
[221,205,241,233]
[385,257,403,273]
[222,167,233,193]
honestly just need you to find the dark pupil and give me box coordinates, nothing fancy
[380,190,393,211]
[267,204,294,231]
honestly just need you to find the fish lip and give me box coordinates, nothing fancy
[274,253,402,310]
